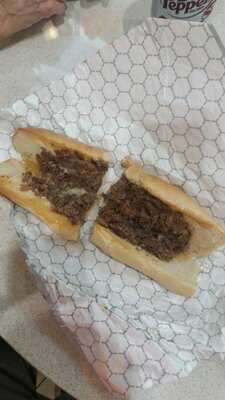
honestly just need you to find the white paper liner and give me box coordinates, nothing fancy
[1,18,225,398]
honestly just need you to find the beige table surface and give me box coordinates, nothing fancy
[1,1,225,399]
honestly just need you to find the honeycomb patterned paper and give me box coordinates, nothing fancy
[1,17,225,397]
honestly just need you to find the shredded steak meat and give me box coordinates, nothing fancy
[22,148,108,224]
[97,176,191,261]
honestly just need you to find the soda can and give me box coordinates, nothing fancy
[152,0,217,22]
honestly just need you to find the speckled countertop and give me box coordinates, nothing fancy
[0,1,225,399]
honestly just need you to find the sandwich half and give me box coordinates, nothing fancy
[91,158,225,296]
[0,127,109,240]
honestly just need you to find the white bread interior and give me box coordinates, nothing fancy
[0,159,81,240]
[91,158,225,296]
[0,127,109,240]
[92,224,200,297]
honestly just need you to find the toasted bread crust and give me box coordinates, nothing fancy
[0,159,80,240]
[91,224,200,297]
[13,128,110,163]
[122,158,225,231]
[91,159,225,296]
[0,127,109,240]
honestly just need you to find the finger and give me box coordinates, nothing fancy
[39,0,66,18]
[2,11,43,39]
[0,0,66,40]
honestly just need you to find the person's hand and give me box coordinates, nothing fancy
[0,0,66,40]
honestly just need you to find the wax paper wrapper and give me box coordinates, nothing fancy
[1,18,225,398]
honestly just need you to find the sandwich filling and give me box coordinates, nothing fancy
[97,176,191,261]
[22,148,108,224]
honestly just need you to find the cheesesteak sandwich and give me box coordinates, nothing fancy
[91,158,225,296]
[0,127,109,240]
